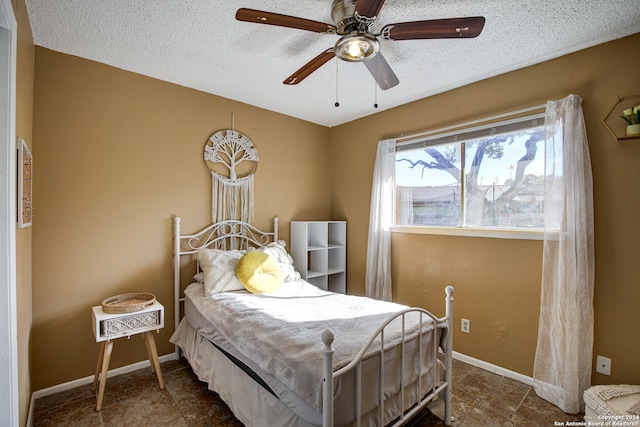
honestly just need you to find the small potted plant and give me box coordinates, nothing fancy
[621,104,640,137]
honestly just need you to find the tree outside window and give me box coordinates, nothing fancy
[395,121,545,230]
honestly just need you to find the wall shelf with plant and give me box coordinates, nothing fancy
[601,91,640,141]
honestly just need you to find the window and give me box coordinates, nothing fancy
[394,113,546,231]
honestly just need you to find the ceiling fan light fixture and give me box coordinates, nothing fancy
[335,33,379,62]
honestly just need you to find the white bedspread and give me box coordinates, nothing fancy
[184,281,436,412]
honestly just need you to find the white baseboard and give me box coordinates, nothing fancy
[26,393,35,427]
[453,351,534,387]
[32,353,177,399]
[27,353,177,426]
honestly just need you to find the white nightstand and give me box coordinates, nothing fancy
[91,301,165,411]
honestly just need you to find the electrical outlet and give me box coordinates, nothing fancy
[596,355,611,376]
[461,318,470,333]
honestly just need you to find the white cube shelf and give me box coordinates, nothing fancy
[291,221,346,294]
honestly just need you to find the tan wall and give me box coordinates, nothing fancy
[13,0,34,424]
[31,48,330,390]
[30,30,640,392]
[330,33,640,383]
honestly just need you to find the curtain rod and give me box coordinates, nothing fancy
[395,103,547,144]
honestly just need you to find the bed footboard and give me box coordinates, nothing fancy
[322,286,454,427]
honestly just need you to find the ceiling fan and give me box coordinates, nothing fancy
[236,0,485,91]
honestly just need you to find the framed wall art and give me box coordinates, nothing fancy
[17,138,32,228]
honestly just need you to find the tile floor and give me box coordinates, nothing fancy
[33,357,584,427]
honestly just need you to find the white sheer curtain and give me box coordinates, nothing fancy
[533,94,595,414]
[365,139,396,301]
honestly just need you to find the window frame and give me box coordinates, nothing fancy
[392,111,547,240]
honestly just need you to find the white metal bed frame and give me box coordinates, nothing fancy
[172,215,279,351]
[172,216,453,426]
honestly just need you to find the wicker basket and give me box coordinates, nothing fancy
[101,293,156,314]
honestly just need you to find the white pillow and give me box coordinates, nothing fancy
[257,241,301,282]
[197,249,246,295]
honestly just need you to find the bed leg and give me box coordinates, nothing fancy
[173,216,181,360]
[444,286,454,425]
[322,329,335,427]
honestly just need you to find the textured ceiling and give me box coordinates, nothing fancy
[26,0,640,127]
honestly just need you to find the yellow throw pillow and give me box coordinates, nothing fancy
[236,251,283,293]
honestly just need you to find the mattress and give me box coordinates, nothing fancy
[175,281,446,426]
[172,319,314,427]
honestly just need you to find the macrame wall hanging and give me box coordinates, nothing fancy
[204,126,258,224]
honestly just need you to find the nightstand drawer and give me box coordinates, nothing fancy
[92,301,164,341]
[102,310,159,337]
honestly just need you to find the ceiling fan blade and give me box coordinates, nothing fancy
[354,0,386,19]
[381,16,485,40]
[284,49,335,85]
[364,52,399,90]
[236,8,336,34]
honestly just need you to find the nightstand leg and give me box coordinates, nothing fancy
[92,341,105,391]
[96,340,113,411]
[144,332,165,389]
[143,333,155,374]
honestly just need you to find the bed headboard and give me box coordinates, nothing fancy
[171,216,279,357]
[173,216,278,254]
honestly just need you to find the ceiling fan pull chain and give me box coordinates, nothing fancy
[374,61,378,109]
[335,60,340,107]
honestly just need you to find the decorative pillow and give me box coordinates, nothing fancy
[236,251,282,293]
[258,241,301,282]
[197,249,245,295]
